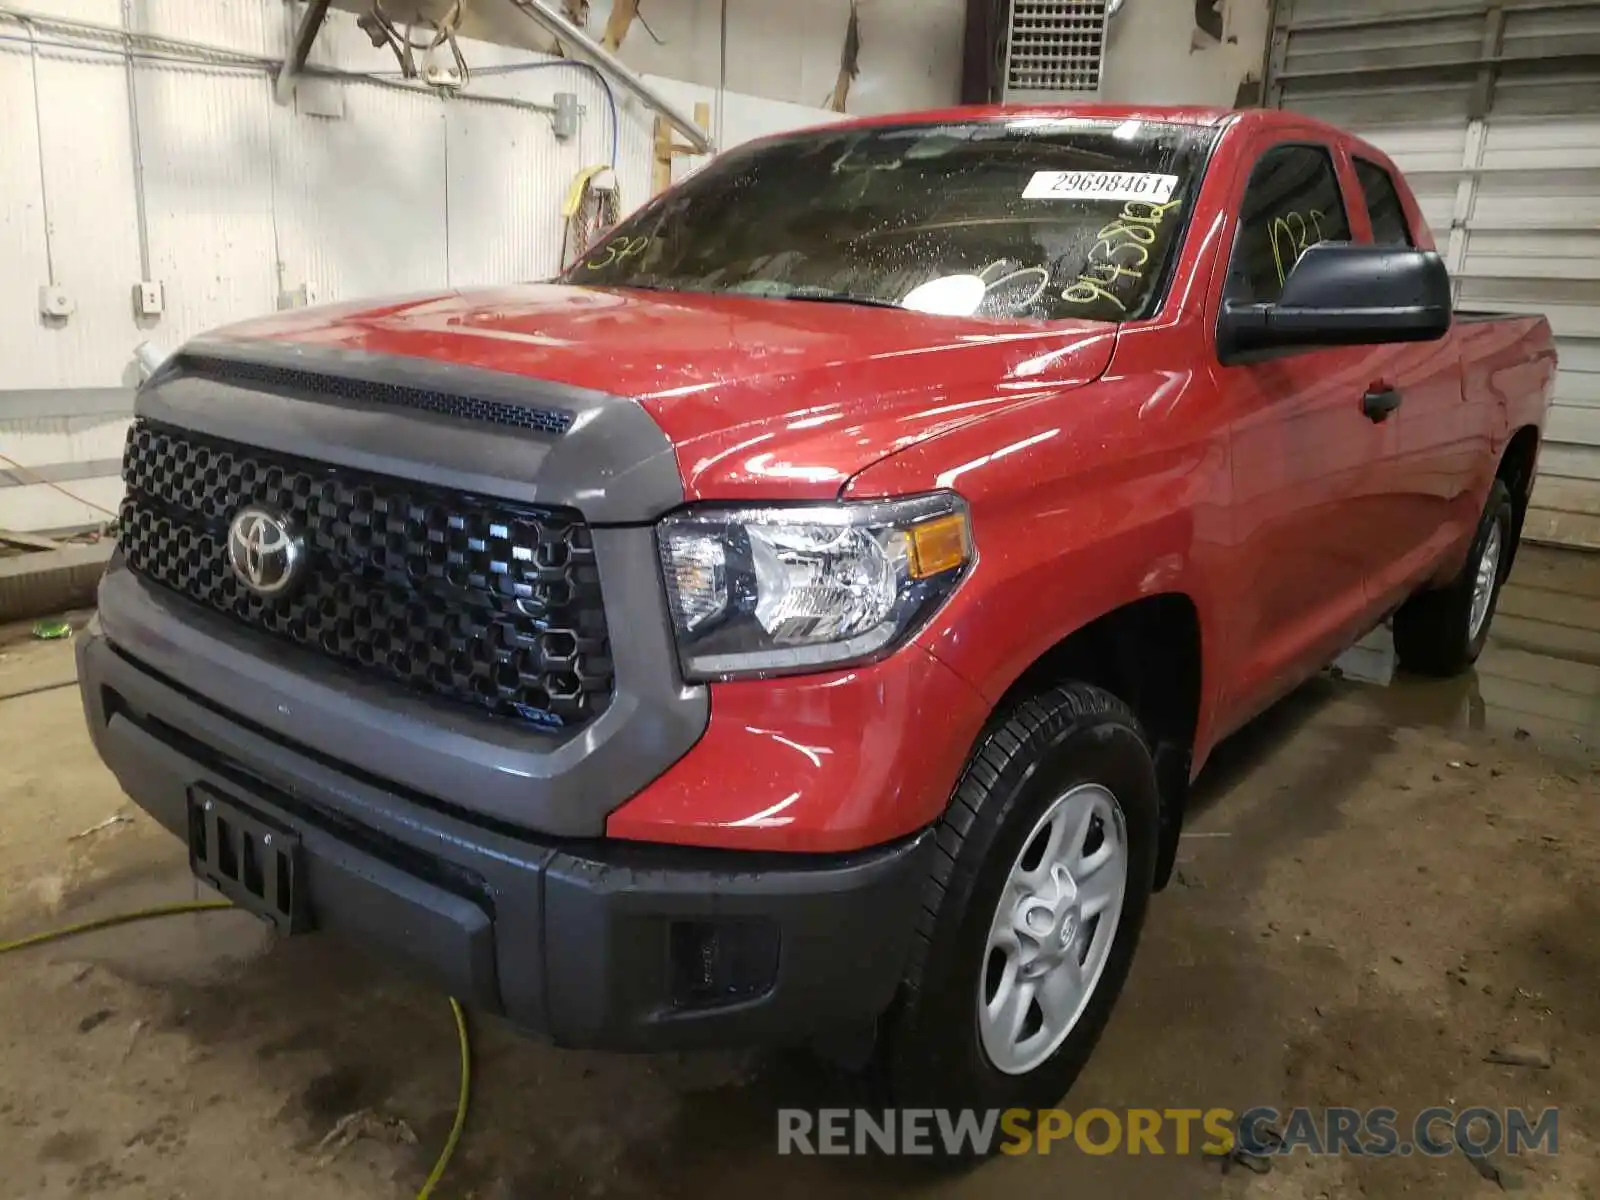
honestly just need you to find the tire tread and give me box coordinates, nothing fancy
[899,682,1142,1004]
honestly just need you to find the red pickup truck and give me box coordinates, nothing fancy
[79,104,1554,1113]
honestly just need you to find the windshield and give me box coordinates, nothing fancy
[562,117,1217,323]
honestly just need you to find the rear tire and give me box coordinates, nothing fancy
[1393,479,1514,677]
[876,683,1159,1141]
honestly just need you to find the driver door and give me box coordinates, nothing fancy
[1210,136,1399,731]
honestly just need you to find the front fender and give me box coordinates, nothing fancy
[845,372,1233,759]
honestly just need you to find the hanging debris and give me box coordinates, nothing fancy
[829,1,861,113]
[547,0,589,57]
[561,165,622,266]
[633,1,668,45]
[357,0,470,90]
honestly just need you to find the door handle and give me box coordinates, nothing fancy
[1362,387,1403,422]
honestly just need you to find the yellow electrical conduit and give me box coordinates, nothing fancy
[0,900,471,1199]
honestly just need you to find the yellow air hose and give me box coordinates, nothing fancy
[0,900,471,1199]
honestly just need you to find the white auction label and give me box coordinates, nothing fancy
[1023,170,1179,202]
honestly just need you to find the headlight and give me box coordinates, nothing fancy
[658,493,973,680]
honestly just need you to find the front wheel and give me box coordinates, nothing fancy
[1393,479,1514,677]
[877,683,1159,1125]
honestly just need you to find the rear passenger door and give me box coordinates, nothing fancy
[1352,156,1478,608]
[1211,137,1398,731]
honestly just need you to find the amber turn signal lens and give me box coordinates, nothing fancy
[908,513,970,579]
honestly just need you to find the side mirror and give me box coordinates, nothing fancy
[1218,242,1453,361]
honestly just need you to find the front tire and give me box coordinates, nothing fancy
[877,683,1159,1123]
[1393,479,1514,677]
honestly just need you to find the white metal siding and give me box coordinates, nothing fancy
[1269,0,1600,549]
[268,83,449,305]
[0,1,843,532]
[139,65,282,352]
[0,44,52,381]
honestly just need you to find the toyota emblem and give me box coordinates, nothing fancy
[226,506,305,596]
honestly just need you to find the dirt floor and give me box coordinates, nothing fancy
[2,545,1598,1200]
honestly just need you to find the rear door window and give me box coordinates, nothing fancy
[1224,143,1352,305]
[1354,158,1415,247]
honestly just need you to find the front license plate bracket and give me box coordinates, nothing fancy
[186,786,310,934]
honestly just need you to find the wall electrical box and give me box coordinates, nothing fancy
[38,284,75,319]
[133,280,165,318]
[552,91,580,141]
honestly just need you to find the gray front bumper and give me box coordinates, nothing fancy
[76,623,932,1048]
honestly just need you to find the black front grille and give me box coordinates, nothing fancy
[117,420,614,731]
[168,355,576,436]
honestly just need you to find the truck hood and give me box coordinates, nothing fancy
[201,284,1117,501]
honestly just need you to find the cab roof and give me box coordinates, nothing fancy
[771,104,1377,162]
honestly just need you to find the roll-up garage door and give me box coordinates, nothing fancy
[1265,0,1600,548]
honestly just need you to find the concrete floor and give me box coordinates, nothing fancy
[2,546,1599,1199]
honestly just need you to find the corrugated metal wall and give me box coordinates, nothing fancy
[0,0,842,533]
[1266,0,1600,550]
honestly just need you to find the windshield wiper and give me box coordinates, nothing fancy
[772,289,904,310]
[591,280,682,293]
[581,280,905,310]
